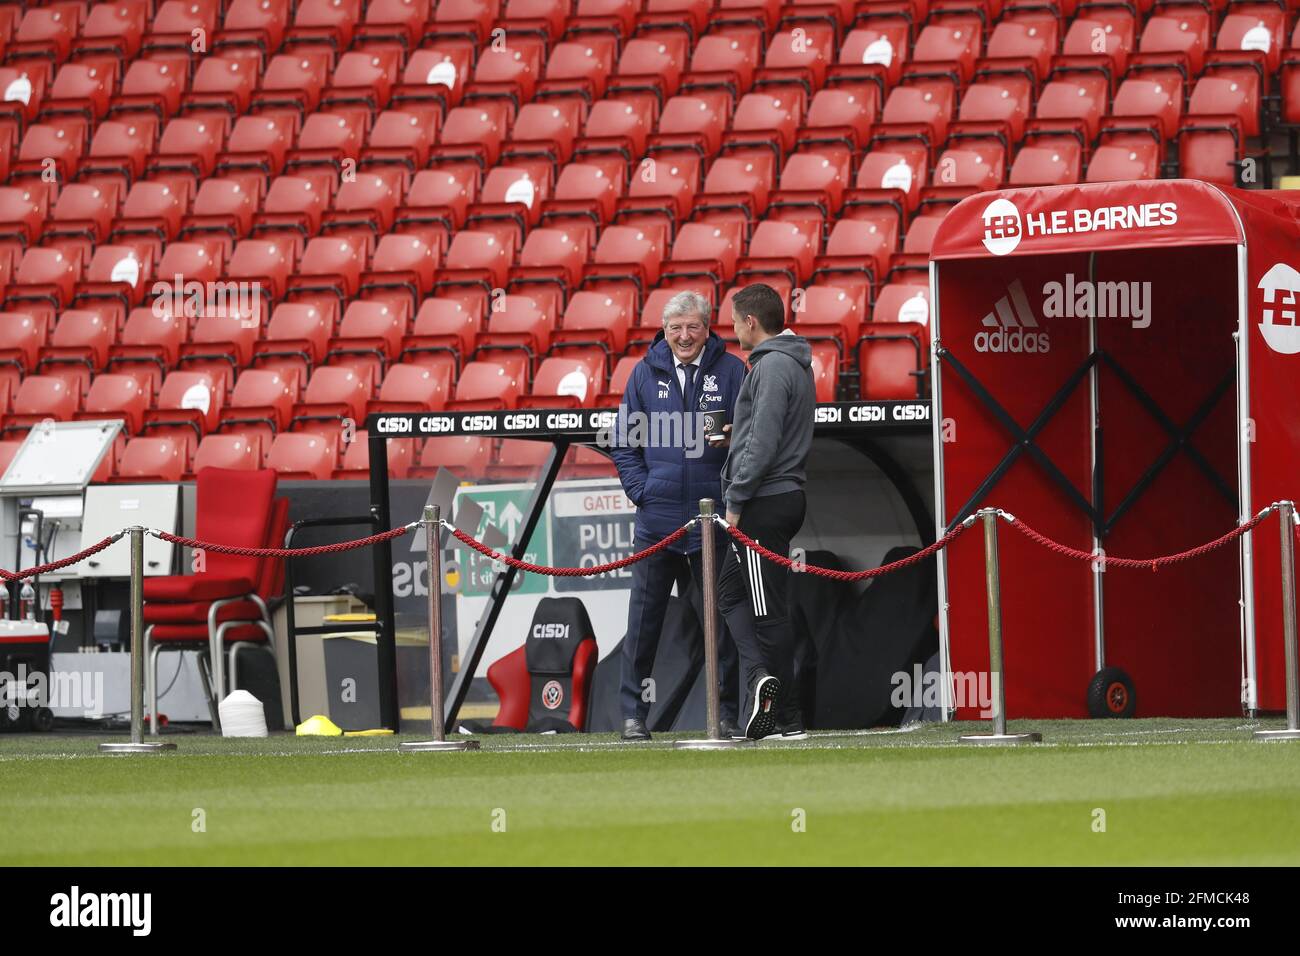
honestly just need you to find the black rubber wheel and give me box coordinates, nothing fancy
[1088,667,1136,718]
[32,707,53,732]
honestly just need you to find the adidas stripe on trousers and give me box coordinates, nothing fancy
[717,490,806,724]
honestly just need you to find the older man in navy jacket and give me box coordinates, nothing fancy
[610,291,747,741]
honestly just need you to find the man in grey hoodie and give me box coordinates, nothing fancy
[715,282,816,740]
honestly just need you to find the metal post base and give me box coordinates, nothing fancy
[1252,728,1300,741]
[399,739,481,752]
[958,732,1043,746]
[98,742,177,753]
[673,737,754,749]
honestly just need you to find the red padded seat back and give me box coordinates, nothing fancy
[194,466,277,584]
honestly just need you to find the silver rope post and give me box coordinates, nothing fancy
[100,527,174,753]
[1255,500,1300,741]
[402,505,479,753]
[676,501,750,749]
[959,508,1041,746]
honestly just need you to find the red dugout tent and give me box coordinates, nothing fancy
[929,179,1300,719]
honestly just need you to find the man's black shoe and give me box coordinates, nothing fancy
[719,717,742,740]
[622,717,651,741]
[744,676,780,740]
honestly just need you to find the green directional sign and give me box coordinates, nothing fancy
[453,485,550,596]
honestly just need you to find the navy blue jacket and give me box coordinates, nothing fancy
[610,331,747,553]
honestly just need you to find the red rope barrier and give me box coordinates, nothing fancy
[1004,509,1274,571]
[153,524,415,558]
[0,535,121,582]
[722,520,971,581]
[446,522,692,576]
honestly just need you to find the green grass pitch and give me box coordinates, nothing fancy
[6,718,1300,865]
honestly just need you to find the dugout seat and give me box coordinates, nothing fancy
[142,467,285,730]
[476,597,599,733]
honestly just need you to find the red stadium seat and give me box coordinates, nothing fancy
[364,108,440,172]
[192,434,261,473]
[356,0,432,50]
[760,24,834,91]
[324,49,401,115]
[726,91,803,163]
[46,62,117,121]
[469,36,545,106]
[911,15,983,84]
[432,102,512,169]
[333,431,417,479]
[326,299,407,382]
[253,303,333,382]
[522,354,603,407]
[546,160,625,226]
[1085,143,1160,182]
[266,431,336,479]
[360,234,440,316]
[185,56,259,117]
[1034,73,1109,144]
[447,358,526,409]
[143,371,227,466]
[598,353,640,405]
[113,57,187,120]
[149,117,226,184]
[116,437,186,481]
[1061,8,1137,78]
[411,435,492,479]
[687,32,761,95]
[253,52,334,117]
[11,6,78,63]
[217,368,298,458]
[739,218,821,286]
[76,373,149,435]
[401,296,484,371]
[38,309,116,395]
[1216,8,1284,75]
[429,0,500,44]
[3,375,81,434]
[216,0,293,57]
[1135,7,1210,76]
[503,100,583,167]
[397,45,474,113]
[986,13,1060,82]
[180,311,263,389]
[108,307,188,396]
[367,362,451,414]
[651,92,732,158]
[221,114,296,176]
[292,366,372,436]
[554,288,637,357]
[1009,141,1084,186]
[75,0,148,62]
[859,284,930,399]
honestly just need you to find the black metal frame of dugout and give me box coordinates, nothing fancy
[360,400,935,731]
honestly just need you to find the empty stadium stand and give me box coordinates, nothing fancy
[0,0,1284,479]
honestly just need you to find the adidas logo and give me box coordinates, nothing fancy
[974,279,1051,354]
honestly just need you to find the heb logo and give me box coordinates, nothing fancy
[1258,262,1300,355]
[981,198,1022,256]
[532,623,570,640]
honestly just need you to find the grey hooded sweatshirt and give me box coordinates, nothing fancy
[721,331,816,514]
